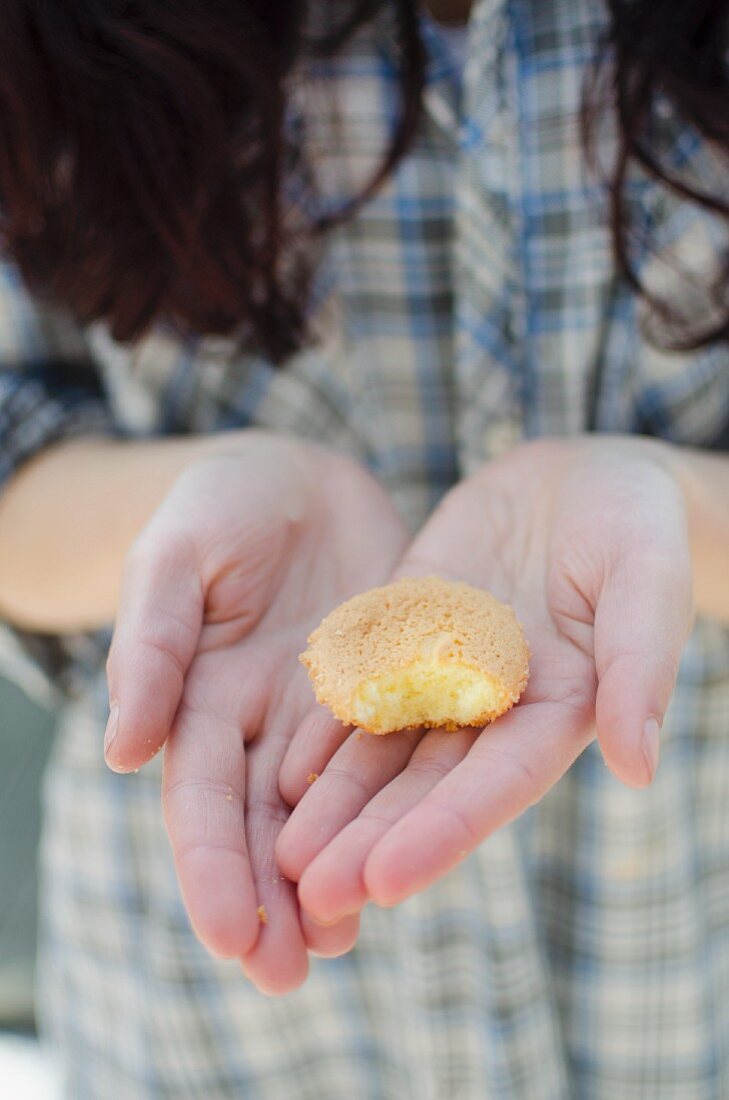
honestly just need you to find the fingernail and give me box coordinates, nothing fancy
[642,717,661,781]
[308,911,342,927]
[104,703,119,757]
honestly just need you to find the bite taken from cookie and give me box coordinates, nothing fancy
[300,576,529,735]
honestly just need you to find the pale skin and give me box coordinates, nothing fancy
[0,425,728,994]
[275,438,722,926]
[0,431,411,992]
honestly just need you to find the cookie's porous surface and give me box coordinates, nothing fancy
[301,576,529,735]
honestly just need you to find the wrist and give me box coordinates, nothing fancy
[648,440,729,623]
[0,431,255,633]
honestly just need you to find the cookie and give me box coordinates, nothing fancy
[301,576,529,735]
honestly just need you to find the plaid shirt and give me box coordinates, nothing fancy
[2,1,729,1097]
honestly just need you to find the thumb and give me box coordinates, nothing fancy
[104,527,203,773]
[390,482,490,590]
[594,545,693,789]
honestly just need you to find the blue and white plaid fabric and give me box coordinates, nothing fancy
[1,1,729,1096]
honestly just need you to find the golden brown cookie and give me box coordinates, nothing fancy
[300,576,529,735]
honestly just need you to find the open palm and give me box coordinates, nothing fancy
[277,438,693,926]
[105,433,409,992]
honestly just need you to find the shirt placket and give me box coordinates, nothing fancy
[451,0,526,476]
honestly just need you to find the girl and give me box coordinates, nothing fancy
[0,1,727,1096]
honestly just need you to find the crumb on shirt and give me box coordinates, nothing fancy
[306,773,318,785]
[257,905,268,925]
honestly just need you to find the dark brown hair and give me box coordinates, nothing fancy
[589,0,729,348]
[0,0,726,359]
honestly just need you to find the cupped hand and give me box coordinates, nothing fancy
[104,432,409,992]
[277,437,694,925]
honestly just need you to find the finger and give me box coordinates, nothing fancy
[279,707,353,807]
[275,727,422,884]
[363,700,592,907]
[105,531,203,773]
[594,547,693,789]
[300,910,361,958]
[239,730,309,996]
[162,698,259,960]
[297,728,478,924]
